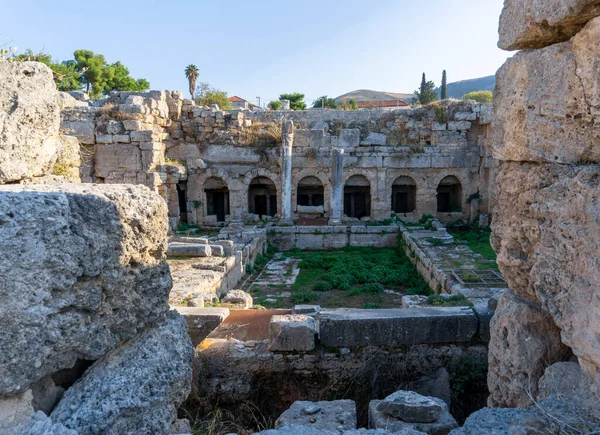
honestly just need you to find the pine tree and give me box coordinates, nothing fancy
[441,70,448,100]
[413,73,437,105]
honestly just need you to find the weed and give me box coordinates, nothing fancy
[313,281,333,292]
[427,295,472,307]
[425,237,445,246]
[292,292,318,303]
[363,283,384,294]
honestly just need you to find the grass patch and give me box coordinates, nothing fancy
[288,243,431,297]
[427,295,472,307]
[448,226,496,261]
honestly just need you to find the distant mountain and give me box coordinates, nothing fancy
[436,75,496,99]
[335,89,414,103]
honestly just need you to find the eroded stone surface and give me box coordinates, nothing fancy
[487,289,570,408]
[269,314,316,352]
[491,162,600,375]
[275,400,357,432]
[0,184,170,396]
[493,17,600,164]
[51,311,193,434]
[498,0,600,50]
[376,391,442,423]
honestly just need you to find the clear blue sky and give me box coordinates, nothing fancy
[4,0,510,105]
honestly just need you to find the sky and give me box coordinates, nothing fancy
[3,0,511,106]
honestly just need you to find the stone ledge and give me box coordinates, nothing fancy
[174,307,230,346]
[317,308,478,348]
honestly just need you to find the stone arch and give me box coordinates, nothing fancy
[391,175,417,213]
[187,168,234,223]
[243,169,280,218]
[248,176,277,219]
[344,174,371,218]
[292,169,331,216]
[436,175,463,213]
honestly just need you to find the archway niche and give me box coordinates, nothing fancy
[297,176,324,207]
[204,177,230,222]
[177,181,188,222]
[248,176,277,219]
[344,175,371,218]
[436,176,463,213]
[392,176,417,213]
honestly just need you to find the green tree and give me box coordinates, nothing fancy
[184,64,199,99]
[268,100,282,110]
[441,70,448,100]
[73,50,110,97]
[279,93,306,110]
[13,50,81,92]
[195,82,232,109]
[462,90,493,103]
[108,61,149,92]
[413,73,437,105]
[312,95,340,109]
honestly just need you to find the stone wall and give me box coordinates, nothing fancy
[488,0,600,414]
[61,95,493,228]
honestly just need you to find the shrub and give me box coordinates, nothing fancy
[313,281,333,292]
[292,292,318,303]
[268,100,282,110]
[363,283,384,294]
[462,90,493,103]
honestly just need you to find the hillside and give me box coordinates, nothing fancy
[335,89,413,103]
[436,75,496,99]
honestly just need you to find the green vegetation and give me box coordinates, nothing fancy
[413,73,437,105]
[427,294,471,307]
[448,225,496,261]
[462,90,493,103]
[279,93,306,110]
[284,245,430,297]
[440,70,448,100]
[268,100,282,110]
[340,98,359,111]
[12,49,149,97]
[195,82,232,109]
[312,95,340,109]
[173,222,219,238]
[184,64,199,99]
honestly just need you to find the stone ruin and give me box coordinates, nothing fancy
[1,0,600,433]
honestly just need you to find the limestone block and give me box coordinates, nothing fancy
[410,368,452,408]
[208,244,225,257]
[222,290,253,308]
[275,400,357,431]
[454,112,477,121]
[338,129,361,148]
[292,305,321,316]
[318,308,478,348]
[6,411,77,435]
[51,312,193,434]
[376,391,443,423]
[0,390,34,432]
[130,129,155,142]
[62,120,95,144]
[269,315,316,352]
[0,61,61,183]
[0,184,170,396]
[168,243,212,257]
[174,307,230,346]
[493,18,600,164]
[363,132,388,146]
[491,162,600,373]
[95,133,114,144]
[95,144,142,177]
[487,289,570,408]
[368,400,457,434]
[498,0,600,50]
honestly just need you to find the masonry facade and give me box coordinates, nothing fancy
[61,92,493,228]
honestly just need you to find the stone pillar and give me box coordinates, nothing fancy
[280,120,294,224]
[329,148,344,225]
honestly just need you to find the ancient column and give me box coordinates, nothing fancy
[329,148,344,225]
[280,119,294,224]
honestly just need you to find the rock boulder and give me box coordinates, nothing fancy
[0,184,171,396]
[0,61,62,183]
[51,311,193,434]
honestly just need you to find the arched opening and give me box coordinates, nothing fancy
[392,176,417,213]
[344,175,371,218]
[204,177,230,222]
[248,176,277,219]
[297,176,324,207]
[176,181,188,223]
[437,176,463,213]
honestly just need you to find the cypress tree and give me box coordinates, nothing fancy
[413,73,437,105]
[441,70,448,100]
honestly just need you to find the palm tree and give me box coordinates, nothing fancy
[184,64,199,99]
